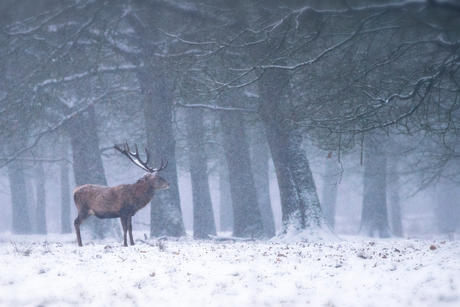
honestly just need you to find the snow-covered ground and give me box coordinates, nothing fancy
[0,232,459,307]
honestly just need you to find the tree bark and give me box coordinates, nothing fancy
[359,137,390,238]
[321,157,340,230]
[249,121,276,238]
[8,160,32,234]
[186,107,217,239]
[125,4,185,238]
[140,68,185,238]
[68,105,119,240]
[436,179,460,236]
[60,133,72,234]
[258,67,331,240]
[388,160,403,237]
[220,92,264,238]
[34,161,47,234]
[219,159,233,232]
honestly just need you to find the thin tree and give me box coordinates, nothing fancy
[8,161,32,234]
[388,159,403,237]
[321,155,340,230]
[34,161,47,234]
[60,133,72,234]
[219,158,233,232]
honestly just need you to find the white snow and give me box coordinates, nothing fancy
[0,232,459,307]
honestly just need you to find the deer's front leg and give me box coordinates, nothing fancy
[128,216,135,246]
[120,215,129,247]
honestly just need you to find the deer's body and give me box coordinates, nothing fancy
[74,143,169,247]
[74,177,156,219]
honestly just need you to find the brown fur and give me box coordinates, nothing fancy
[74,173,170,247]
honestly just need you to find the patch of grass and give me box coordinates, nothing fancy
[443,228,455,242]
[41,241,53,254]
[11,241,35,257]
[157,240,166,252]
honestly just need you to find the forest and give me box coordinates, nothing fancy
[0,0,459,243]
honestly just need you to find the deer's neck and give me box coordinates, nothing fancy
[131,178,155,210]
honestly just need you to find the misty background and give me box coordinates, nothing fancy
[0,0,459,241]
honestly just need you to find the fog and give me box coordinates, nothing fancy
[0,0,459,243]
[0,148,455,241]
[2,2,460,306]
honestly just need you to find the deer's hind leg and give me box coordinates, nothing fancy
[120,215,129,247]
[74,210,90,247]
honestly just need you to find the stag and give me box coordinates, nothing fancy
[73,143,169,247]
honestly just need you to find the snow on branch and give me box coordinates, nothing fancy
[33,64,142,92]
[261,11,381,71]
[304,77,436,134]
[0,91,108,169]
[436,35,460,50]
[363,75,433,105]
[1,2,79,36]
[292,0,460,17]
[158,28,220,48]
[363,56,457,107]
[153,0,225,23]
[174,101,256,113]
[202,11,372,91]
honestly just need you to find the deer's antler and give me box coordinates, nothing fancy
[114,143,167,173]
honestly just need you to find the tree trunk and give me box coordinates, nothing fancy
[34,161,47,234]
[140,68,185,238]
[186,108,217,239]
[8,160,32,234]
[436,179,460,237]
[258,67,332,241]
[219,159,233,232]
[24,173,35,231]
[125,5,185,238]
[321,157,340,230]
[359,138,390,238]
[60,133,72,234]
[388,160,403,237]
[249,121,276,238]
[220,92,264,238]
[68,105,119,240]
